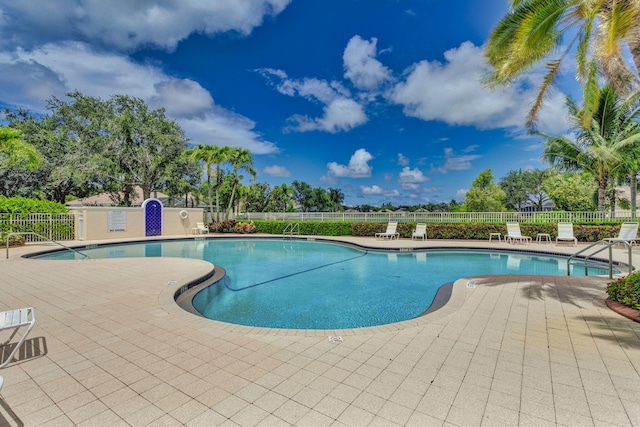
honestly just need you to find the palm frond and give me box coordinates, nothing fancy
[526,58,562,131]
[485,0,567,85]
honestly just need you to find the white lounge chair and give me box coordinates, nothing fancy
[506,222,531,244]
[0,307,36,368]
[604,222,638,246]
[195,222,209,235]
[412,223,427,240]
[375,221,399,240]
[556,222,577,246]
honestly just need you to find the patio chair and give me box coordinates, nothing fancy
[412,223,427,240]
[505,222,531,244]
[604,222,639,246]
[556,222,577,246]
[375,221,399,240]
[195,222,209,235]
[0,307,36,368]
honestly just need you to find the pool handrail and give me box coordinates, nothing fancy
[6,231,89,259]
[283,223,300,238]
[567,239,632,278]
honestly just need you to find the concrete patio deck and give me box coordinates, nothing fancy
[1,236,639,426]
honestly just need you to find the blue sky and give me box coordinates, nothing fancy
[0,0,579,206]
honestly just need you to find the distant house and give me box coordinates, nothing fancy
[519,199,555,212]
[66,186,199,208]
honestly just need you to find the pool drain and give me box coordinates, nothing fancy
[328,336,343,343]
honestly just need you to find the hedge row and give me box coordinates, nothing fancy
[247,220,626,242]
[1,197,72,246]
[0,196,68,214]
[251,220,352,236]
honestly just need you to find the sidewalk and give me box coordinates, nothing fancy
[0,236,639,426]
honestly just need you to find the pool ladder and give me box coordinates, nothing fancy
[567,239,633,278]
[283,223,300,239]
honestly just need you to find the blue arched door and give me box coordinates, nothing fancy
[142,198,163,237]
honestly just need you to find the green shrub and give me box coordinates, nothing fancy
[233,221,256,234]
[237,220,636,242]
[0,196,67,214]
[0,196,73,242]
[252,220,352,236]
[607,273,640,311]
[0,233,25,248]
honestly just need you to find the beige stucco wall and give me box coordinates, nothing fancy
[68,206,205,241]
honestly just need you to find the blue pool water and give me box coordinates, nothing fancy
[37,238,612,329]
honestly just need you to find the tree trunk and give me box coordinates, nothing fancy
[631,172,638,219]
[214,166,222,222]
[206,171,214,221]
[598,185,607,212]
[227,180,237,220]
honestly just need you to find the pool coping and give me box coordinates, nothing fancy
[152,236,625,336]
[20,234,631,336]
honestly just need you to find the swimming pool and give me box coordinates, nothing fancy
[36,238,613,329]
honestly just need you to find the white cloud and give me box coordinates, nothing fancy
[0,42,278,154]
[263,165,290,177]
[258,68,368,133]
[149,79,214,118]
[180,109,278,154]
[343,35,394,90]
[360,185,399,197]
[398,166,429,190]
[456,189,468,198]
[0,0,292,51]
[433,147,481,174]
[387,41,569,134]
[397,153,409,166]
[326,148,374,178]
[360,185,385,195]
[289,98,368,133]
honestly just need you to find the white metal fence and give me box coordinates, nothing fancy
[0,213,76,241]
[244,211,638,223]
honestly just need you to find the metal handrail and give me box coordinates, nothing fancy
[282,223,300,238]
[567,239,633,278]
[6,232,89,259]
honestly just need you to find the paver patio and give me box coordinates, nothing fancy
[1,236,639,426]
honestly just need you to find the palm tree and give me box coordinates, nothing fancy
[615,130,640,217]
[328,187,344,212]
[185,144,230,221]
[485,0,640,129]
[225,148,256,219]
[0,127,41,170]
[541,85,640,211]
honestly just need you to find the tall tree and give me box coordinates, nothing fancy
[499,169,529,210]
[0,127,41,171]
[540,85,640,211]
[311,187,332,212]
[291,180,313,211]
[464,169,507,212]
[266,183,294,212]
[185,145,230,221]
[225,147,256,218]
[500,168,554,211]
[6,99,106,203]
[163,156,202,208]
[245,182,272,212]
[328,187,344,212]
[485,0,640,129]
[542,171,597,210]
[104,95,189,203]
